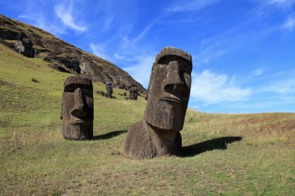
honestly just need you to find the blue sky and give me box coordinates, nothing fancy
[1,0,295,113]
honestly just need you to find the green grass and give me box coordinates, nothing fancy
[0,43,294,195]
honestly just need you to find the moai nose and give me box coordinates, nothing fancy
[71,88,87,118]
[166,61,183,85]
[164,61,186,96]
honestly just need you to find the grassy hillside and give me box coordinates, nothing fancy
[0,14,145,93]
[0,43,294,195]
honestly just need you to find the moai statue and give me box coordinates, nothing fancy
[14,32,36,58]
[124,47,192,159]
[61,76,94,140]
[129,84,138,100]
[105,81,113,98]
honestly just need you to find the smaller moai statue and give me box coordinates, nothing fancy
[61,76,94,140]
[129,84,138,100]
[105,81,113,98]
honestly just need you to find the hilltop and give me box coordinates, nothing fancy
[0,14,145,93]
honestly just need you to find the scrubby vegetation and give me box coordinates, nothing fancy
[0,44,294,195]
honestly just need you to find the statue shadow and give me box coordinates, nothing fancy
[92,130,127,140]
[180,136,242,157]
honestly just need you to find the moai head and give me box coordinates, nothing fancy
[144,47,192,131]
[61,76,93,140]
[129,84,138,100]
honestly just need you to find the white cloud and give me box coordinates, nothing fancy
[194,35,240,65]
[133,22,156,43]
[283,16,295,29]
[263,79,295,94]
[89,43,112,62]
[190,70,252,105]
[167,0,220,12]
[268,0,295,8]
[253,0,295,21]
[122,55,154,88]
[54,1,87,32]
[18,14,67,35]
[253,68,265,76]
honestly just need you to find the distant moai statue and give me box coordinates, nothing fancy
[124,47,192,159]
[61,76,94,140]
[14,32,36,57]
[105,81,113,98]
[129,84,138,100]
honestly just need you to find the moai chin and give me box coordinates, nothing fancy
[61,76,94,140]
[124,47,192,159]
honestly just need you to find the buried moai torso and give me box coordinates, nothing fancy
[124,47,192,159]
[61,76,94,140]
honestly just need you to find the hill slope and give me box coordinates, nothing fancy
[0,14,145,93]
[0,38,294,195]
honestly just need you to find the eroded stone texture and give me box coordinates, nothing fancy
[124,47,192,159]
[105,81,113,98]
[129,84,138,100]
[61,76,93,140]
[15,32,36,58]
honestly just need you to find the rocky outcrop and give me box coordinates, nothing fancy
[0,14,145,94]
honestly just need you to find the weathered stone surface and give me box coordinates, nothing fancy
[124,47,192,159]
[129,84,138,100]
[105,81,113,98]
[0,14,146,95]
[14,32,36,58]
[61,76,94,140]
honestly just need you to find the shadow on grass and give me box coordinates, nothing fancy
[93,130,127,140]
[180,136,242,157]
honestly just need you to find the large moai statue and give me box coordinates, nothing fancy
[61,76,94,140]
[124,47,192,159]
[129,84,138,100]
[105,81,113,98]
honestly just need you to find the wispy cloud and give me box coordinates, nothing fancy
[123,55,154,88]
[167,0,220,12]
[190,70,252,105]
[11,0,66,35]
[253,68,265,76]
[133,22,157,43]
[254,0,295,11]
[283,16,295,29]
[253,0,295,23]
[263,79,295,94]
[54,1,87,32]
[267,0,295,9]
[18,14,67,35]
[89,43,112,62]
[194,31,246,65]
